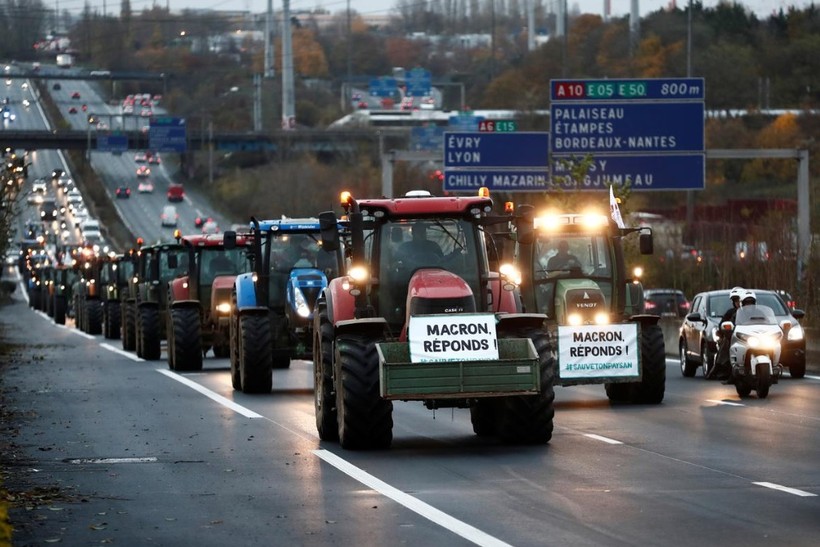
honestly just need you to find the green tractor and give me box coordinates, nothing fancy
[510,207,665,404]
[122,242,186,359]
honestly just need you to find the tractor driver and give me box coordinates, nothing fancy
[398,222,443,265]
[546,240,581,271]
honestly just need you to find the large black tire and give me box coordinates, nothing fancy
[103,302,121,339]
[139,306,162,360]
[238,314,273,393]
[606,324,666,404]
[313,301,338,441]
[469,400,497,437]
[85,300,102,335]
[229,302,241,390]
[495,329,555,444]
[679,340,697,377]
[700,342,714,379]
[45,291,54,317]
[122,302,136,351]
[169,307,203,372]
[335,335,393,450]
[271,315,292,369]
[74,295,83,327]
[53,295,66,325]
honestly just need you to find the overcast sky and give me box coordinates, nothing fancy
[93,0,814,18]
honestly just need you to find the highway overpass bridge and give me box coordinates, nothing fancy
[0,128,401,155]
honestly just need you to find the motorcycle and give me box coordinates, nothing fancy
[721,304,785,398]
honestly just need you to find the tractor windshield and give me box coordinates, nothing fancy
[198,248,249,285]
[269,233,339,274]
[531,234,613,317]
[376,218,482,328]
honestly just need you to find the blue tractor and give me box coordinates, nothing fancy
[230,217,342,393]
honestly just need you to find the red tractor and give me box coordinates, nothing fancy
[313,190,555,449]
[166,232,252,371]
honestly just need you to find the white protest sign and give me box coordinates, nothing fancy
[408,313,499,363]
[557,323,640,379]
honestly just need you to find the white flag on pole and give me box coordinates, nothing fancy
[609,185,625,228]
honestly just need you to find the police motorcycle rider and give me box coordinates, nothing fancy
[710,286,744,380]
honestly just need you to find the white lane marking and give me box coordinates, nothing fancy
[753,482,817,497]
[67,328,95,340]
[156,369,263,419]
[584,433,623,445]
[68,457,158,464]
[314,449,513,547]
[705,399,745,407]
[100,343,143,362]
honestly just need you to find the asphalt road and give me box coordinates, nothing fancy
[2,275,820,546]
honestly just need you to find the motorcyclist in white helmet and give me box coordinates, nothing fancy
[710,286,744,380]
[740,289,757,306]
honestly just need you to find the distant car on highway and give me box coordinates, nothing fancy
[71,91,81,99]
[137,181,154,193]
[52,82,61,90]
[136,166,150,178]
[161,205,178,227]
[68,106,77,114]
[643,289,690,318]
[116,185,131,199]
[134,152,147,163]
[201,220,219,234]
[167,183,184,203]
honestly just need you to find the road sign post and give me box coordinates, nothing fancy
[549,78,705,191]
[443,131,550,193]
[149,117,187,153]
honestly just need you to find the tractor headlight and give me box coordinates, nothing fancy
[216,302,231,315]
[567,313,583,326]
[594,312,609,325]
[293,288,311,318]
[499,263,521,290]
[348,265,368,283]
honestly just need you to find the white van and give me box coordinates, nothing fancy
[80,219,100,233]
[161,205,178,227]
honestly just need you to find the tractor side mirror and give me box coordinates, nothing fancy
[319,211,340,251]
[515,204,535,245]
[223,230,237,250]
[639,232,654,255]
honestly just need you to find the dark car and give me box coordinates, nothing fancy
[644,288,690,318]
[71,91,81,99]
[39,199,58,221]
[115,185,131,199]
[679,289,806,379]
[52,82,61,90]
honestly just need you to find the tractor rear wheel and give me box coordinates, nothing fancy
[313,301,338,441]
[139,306,161,360]
[496,329,555,444]
[122,303,136,351]
[86,300,102,335]
[229,300,241,390]
[606,323,666,404]
[103,302,121,339]
[336,334,393,450]
[53,296,66,325]
[170,307,202,371]
[238,314,273,393]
